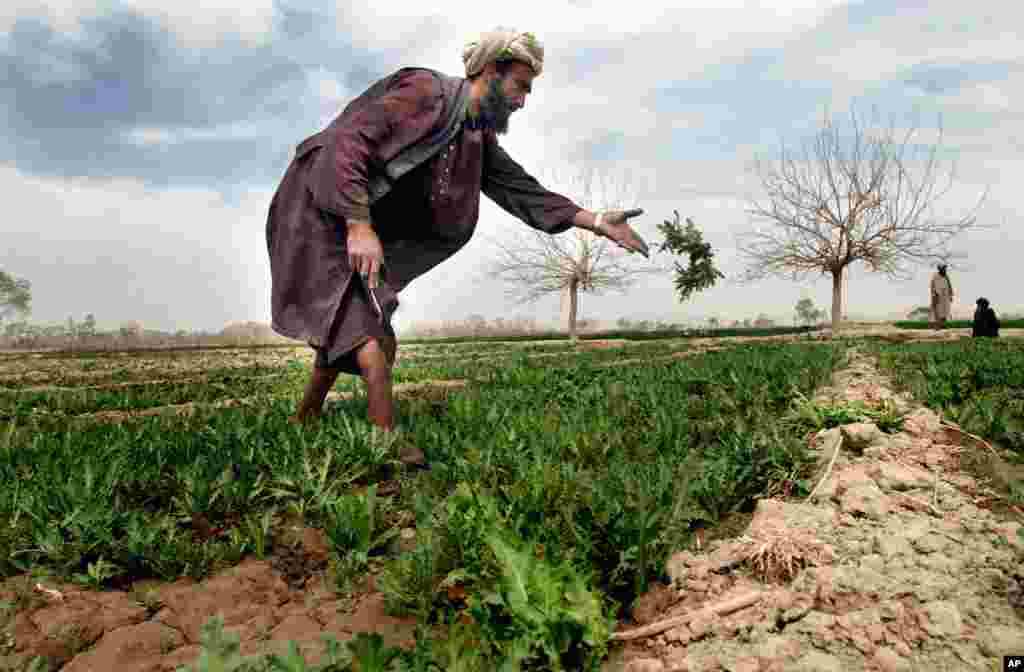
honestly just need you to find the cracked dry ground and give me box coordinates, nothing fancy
[0,523,418,671]
[611,347,1024,672]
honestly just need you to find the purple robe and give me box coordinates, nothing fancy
[266,67,583,373]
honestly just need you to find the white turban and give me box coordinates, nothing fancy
[462,28,544,78]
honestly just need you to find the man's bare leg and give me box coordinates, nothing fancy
[292,364,342,423]
[356,337,426,466]
[355,337,394,430]
[291,340,394,425]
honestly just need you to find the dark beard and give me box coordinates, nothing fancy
[477,76,515,135]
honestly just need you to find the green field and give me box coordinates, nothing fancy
[4,333,1022,670]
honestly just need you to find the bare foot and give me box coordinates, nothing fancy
[398,442,429,469]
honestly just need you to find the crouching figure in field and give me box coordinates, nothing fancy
[972,297,1000,338]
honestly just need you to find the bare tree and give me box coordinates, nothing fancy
[737,108,989,332]
[488,164,657,341]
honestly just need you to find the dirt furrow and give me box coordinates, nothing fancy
[52,379,470,424]
[2,374,287,394]
[612,347,1024,672]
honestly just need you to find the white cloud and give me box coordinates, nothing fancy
[775,3,1024,91]
[966,82,1015,111]
[1,0,275,47]
[307,68,352,126]
[121,120,273,146]
[313,70,345,103]
[0,162,272,330]
[934,71,1024,117]
[121,127,172,147]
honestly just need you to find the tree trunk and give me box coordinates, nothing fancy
[568,278,579,343]
[831,268,844,333]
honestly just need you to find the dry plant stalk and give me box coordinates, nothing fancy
[808,433,844,500]
[612,591,765,641]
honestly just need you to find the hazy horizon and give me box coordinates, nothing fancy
[2,1,1020,335]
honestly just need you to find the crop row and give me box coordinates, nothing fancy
[2,328,803,393]
[2,341,701,423]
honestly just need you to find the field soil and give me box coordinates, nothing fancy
[3,326,1023,671]
[1,531,413,671]
[607,345,1024,672]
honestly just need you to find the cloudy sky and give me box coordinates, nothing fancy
[1,0,1020,333]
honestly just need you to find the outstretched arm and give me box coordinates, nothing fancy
[483,134,649,256]
[481,134,582,234]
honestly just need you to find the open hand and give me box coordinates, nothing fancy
[598,208,650,258]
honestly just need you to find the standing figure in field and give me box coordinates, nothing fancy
[266,28,649,466]
[929,263,953,330]
[972,297,1000,338]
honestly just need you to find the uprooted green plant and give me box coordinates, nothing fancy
[787,393,905,434]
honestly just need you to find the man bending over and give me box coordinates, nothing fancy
[266,28,649,465]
